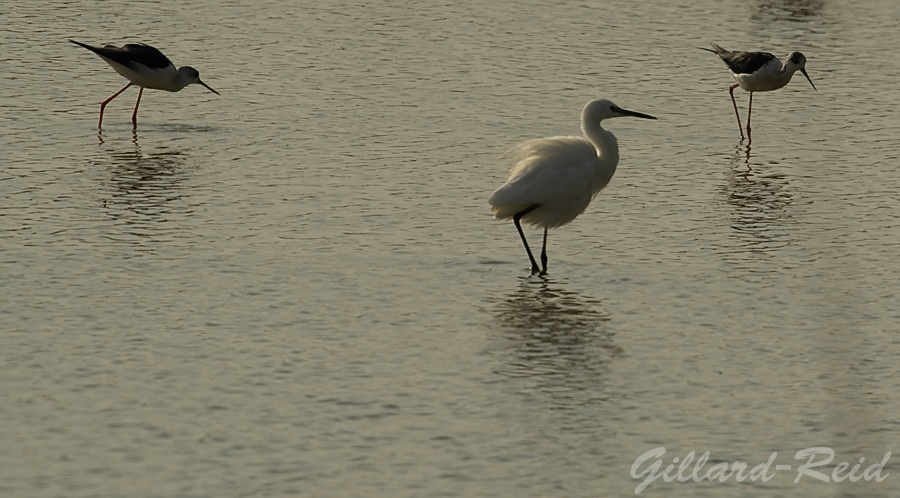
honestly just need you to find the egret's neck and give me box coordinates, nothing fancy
[581,121,619,194]
[582,121,619,164]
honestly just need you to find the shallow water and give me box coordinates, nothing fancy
[3,0,900,496]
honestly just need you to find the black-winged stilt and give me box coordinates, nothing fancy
[70,40,219,128]
[701,43,816,139]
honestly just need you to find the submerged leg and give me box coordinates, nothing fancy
[131,87,144,128]
[746,92,753,137]
[728,83,744,140]
[539,227,548,275]
[513,205,540,274]
[99,83,133,129]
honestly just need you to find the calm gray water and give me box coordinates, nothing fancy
[3,0,900,496]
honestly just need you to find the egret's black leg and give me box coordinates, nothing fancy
[539,227,548,275]
[513,205,540,273]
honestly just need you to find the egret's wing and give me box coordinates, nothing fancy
[490,136,598,221]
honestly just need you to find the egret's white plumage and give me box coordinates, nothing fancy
[701,43,816,139]
[490,98,656,275]
[490,136,607,228]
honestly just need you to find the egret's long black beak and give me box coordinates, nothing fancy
[622,108,657,120]
[199,80,220,95]
[800,68,817,92]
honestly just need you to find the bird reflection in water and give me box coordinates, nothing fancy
[488,277,621,410]
[95,139,190,238]
[753,0,825,23]
[718,142,796,275]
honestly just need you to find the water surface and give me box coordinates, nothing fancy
[2,0,900,496]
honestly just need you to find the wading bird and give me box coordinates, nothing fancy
[701,43,816,139]
[70,40,219,128]
[489,99,656,275]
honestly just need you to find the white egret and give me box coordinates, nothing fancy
[489,98,656,275]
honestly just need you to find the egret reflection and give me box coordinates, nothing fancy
[488,277,620,410]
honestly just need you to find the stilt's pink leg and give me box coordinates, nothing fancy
[131,87,144,128]
[746,92,753,137]
[99,83,133,128]
[728,83,744,140]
